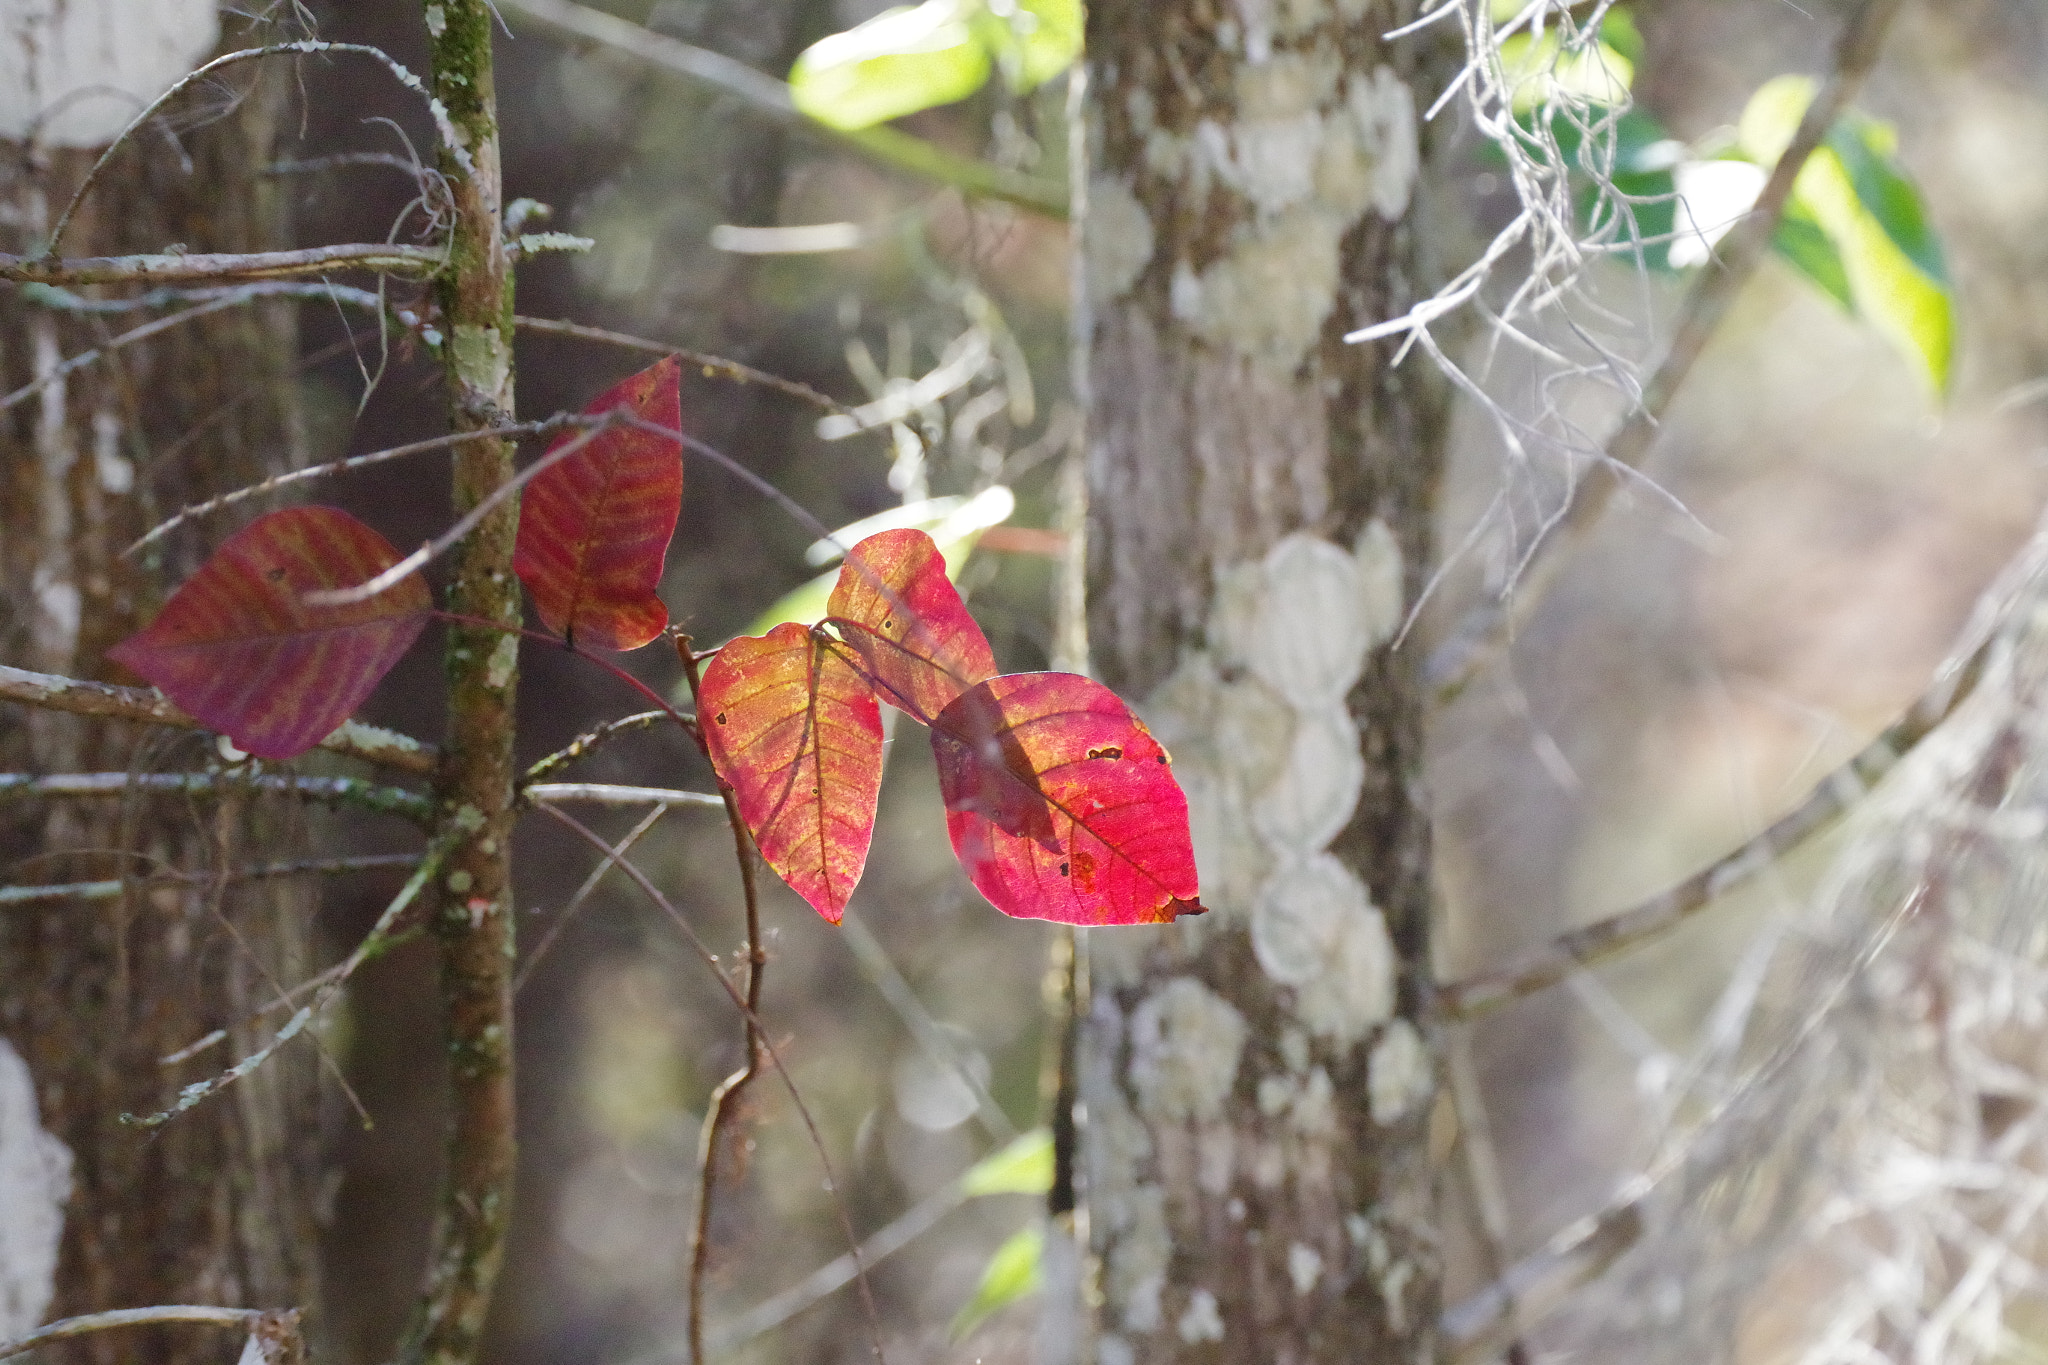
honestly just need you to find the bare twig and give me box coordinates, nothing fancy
[521,782,723,808]
[0,770,434,823]
[1442,1182,1648,1364]
[44,41,465,255]
[520,710,674,786]
[0,242,444,287]
[676,634,769,1365]
[838,913,1017,1144]
[0,853,421,908]
[0,1306,259,1362]
[0,663,435,773]
[539,803,887,1365]
[1425,0,1908,700]
[6,290,271,412]
[513,804,668,995]
[1436,636,1983,1020]
[122,829,461,1127]
[700,1178,972,1356]
[514,315,854,420]
[495,0,1067,217]
[130,418,576,555]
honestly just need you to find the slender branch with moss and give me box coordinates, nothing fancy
[392,3,523,1362]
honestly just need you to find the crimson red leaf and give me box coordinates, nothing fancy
[514,355,683,651]
[107,506,431,759]
[699,622,885,922]
[931,672,1204,926]
[826,527,995,724]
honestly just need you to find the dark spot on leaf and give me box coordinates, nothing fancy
[266,567,287,583]
[1087,746,1123,761]
[1156,755,1167,765]
[883,617,893,631]
[1060,862,1070,876]
[715,713,727,725]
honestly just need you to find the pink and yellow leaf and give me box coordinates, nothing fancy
[698,622,885,922]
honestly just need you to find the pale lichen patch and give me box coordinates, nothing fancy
[1368,1019,1431,1125]
[1177,1287,1226,1343]
[1287,1241,1325,1296]
[1248,533,1373,709]
[0,1037,71,1338]
[1129,978,1249,1123]
[1173,208,1343,372]
[1251,701,1364,853]
[1353,517,1405,648]
[1087,175,1156,307]
[1252,853,1361,986]
[1347,68,1419,220]
[1294,884,1397,1049]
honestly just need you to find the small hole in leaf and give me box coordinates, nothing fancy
[883,618,893,631]
[715,713,728,725]
[1088,746,1123,761]
[1060,862,1070,876]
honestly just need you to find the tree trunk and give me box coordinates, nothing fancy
[1073,3,1448,1362]
[0,5,322,1362]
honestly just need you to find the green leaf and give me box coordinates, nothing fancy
[950,1223,1045,1341]
[961,1127,1053,1196]
[746,486,1015,636]
[1796,143,1953,394]
[1771,201,1853,310]
[790,1,992,131]
[1736,73,1815,166]
[1735,75,1954,395]
[972,0,1082,92]
[1496,30,1634,113]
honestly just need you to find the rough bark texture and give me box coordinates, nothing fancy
[1075,2,1449,1362]
[392,3,521,1363]
[0,18,322,1365]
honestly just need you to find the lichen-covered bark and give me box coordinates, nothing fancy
[0,15,321,1362]
[1075,3,1449,1362]
[394,3,521,1363]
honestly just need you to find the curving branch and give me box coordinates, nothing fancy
[495,0,1068,218]
[515,315,855,420]
[675,634,769,1365]
[0,1306,274,1363]
[0,663,436,774]
[1437,638,1984,1021]
[0,243,445,287]
[540,802,888,1365]
[1426,0,1910,702]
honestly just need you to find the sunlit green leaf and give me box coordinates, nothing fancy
[1497,31,1633,112]
[962,1127,1053,1197]
[790,0,992,131]
[747,486,1014,636]
[1734,75,1954,395]
[1771,201,1853,310]
[950,1223,1045,1341]
[1013,0,1084,90]
[1735,73,1814,166]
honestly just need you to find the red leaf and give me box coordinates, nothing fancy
[107,507,431,759]
[699,622,885,923]
[930,673,1204,926]
[514,355,683,651]
[826,528,995,724]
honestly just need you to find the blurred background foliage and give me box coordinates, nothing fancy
[263,1,2048,1362]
